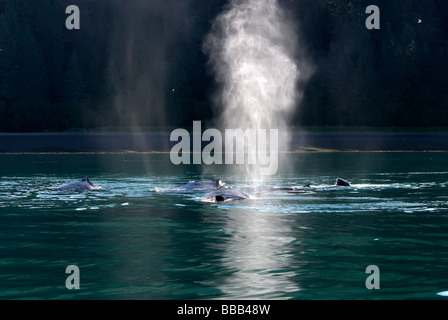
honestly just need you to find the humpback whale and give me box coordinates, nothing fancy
[335,178,351,187]
[202,188,249,203]
[171,179,224,191]
[288,178,351,189]
[274,178,351,191]
[287,183,313,192]
[274,183,312,191]
[54,177,101,191]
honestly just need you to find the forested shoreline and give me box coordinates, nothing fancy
[0,0,447,132]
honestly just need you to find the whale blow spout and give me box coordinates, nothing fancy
[204,0,313,180]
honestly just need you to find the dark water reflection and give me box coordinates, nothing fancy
[1,153,448,299]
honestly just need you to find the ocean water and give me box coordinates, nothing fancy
[1,152,448,300]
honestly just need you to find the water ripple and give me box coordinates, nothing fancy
[2,153,448,299]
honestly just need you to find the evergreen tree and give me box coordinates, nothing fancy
[60,51,86,102]
[17,24,47,99]
[1,0,448,131]
[0,6,20,102]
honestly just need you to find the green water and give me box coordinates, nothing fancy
[1,152,448,300]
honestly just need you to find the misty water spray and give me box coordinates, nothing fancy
[205,0,310,179]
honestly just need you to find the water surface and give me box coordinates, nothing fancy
[1,152,448,299]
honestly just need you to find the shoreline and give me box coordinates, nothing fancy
[1,131,448,153]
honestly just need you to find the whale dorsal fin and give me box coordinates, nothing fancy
[335,178,351,187]
[81,177,93,186]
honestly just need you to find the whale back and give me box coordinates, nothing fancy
[172,179,223,191]
[204,188,249,203]
[56,177,98,190]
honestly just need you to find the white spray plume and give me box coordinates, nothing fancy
[204,0,311,179]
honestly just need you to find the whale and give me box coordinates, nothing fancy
[171,179,224,191]
[274,178,351,192]
[54,177,101,191]
[335,178,351,187]
[202,188,249,203]
[274,183,312,191]
[288,178,351,189]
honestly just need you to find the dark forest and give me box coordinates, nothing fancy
[0,0,447,132]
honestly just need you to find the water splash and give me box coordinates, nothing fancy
[204,0,312,180]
